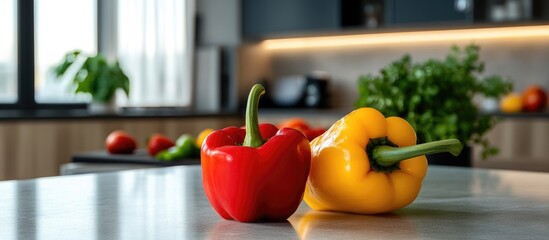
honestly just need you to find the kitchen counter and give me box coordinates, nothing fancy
[1,166,549,239]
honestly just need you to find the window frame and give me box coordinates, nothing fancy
[0,0,91,110]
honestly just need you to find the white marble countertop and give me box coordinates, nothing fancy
[1,165,549,239]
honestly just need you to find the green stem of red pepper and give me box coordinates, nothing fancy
[373,139,462,167]
[243,84,265,148]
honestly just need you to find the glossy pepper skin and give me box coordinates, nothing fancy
[304,108,461,214]
[201,84,311,222]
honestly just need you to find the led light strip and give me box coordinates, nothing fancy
[262,25,549,50]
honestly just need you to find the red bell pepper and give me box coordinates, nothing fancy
[201,84,311,222]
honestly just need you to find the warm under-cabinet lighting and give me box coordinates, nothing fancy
[262,25,549,50]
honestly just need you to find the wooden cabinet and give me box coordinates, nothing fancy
[0,117,243,180]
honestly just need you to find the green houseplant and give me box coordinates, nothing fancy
[54,50,130,112]
[355,45,512,161]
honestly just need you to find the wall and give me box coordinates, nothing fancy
[195,0,241,111]
[196,0,240,46]
[0,117,242,180]
[238,37,549,109]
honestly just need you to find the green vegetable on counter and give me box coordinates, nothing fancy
[156,134,200,161]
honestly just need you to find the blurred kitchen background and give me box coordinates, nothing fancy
[0,0,548,180]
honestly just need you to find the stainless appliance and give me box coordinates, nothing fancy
[271,71,330,108]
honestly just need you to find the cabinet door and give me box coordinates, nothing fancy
[390,0,472,25]
[243,0,340,39]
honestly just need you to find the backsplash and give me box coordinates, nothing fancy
[239,37,549,110]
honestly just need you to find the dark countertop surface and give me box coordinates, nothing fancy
[1,165,549,239]
[0,108,240,121]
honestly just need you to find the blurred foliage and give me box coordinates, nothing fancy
[355,45,513,159]
[54,50,130,103]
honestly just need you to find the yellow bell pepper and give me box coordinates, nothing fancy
[196,128,215,147]
[304,108,462,214]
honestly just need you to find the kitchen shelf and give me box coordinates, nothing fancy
[486,111,549,119]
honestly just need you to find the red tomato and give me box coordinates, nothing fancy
[278,118,328,141]
[522,85,547,112]
[278,118,310,132]
[106,130,137,154]
[148,134,175,156]
[305,128,327,141]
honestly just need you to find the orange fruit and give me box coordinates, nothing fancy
[196,128,215,147]
[500,93,523,113]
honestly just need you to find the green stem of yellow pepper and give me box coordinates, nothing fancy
[373,139,462,167]
[243,84,265,148]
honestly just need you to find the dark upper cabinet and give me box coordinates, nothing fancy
[390,0,472,25]
[242,0,340,39]
[242,0,546,39]
[341,0,472,29]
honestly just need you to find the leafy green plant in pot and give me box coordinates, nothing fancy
[54,50,130,113]
[355,45,513,166]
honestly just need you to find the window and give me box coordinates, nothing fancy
[0,0,17,103]
[117,0,194,107]
[34,0,97,103]
[1,0,194,110]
